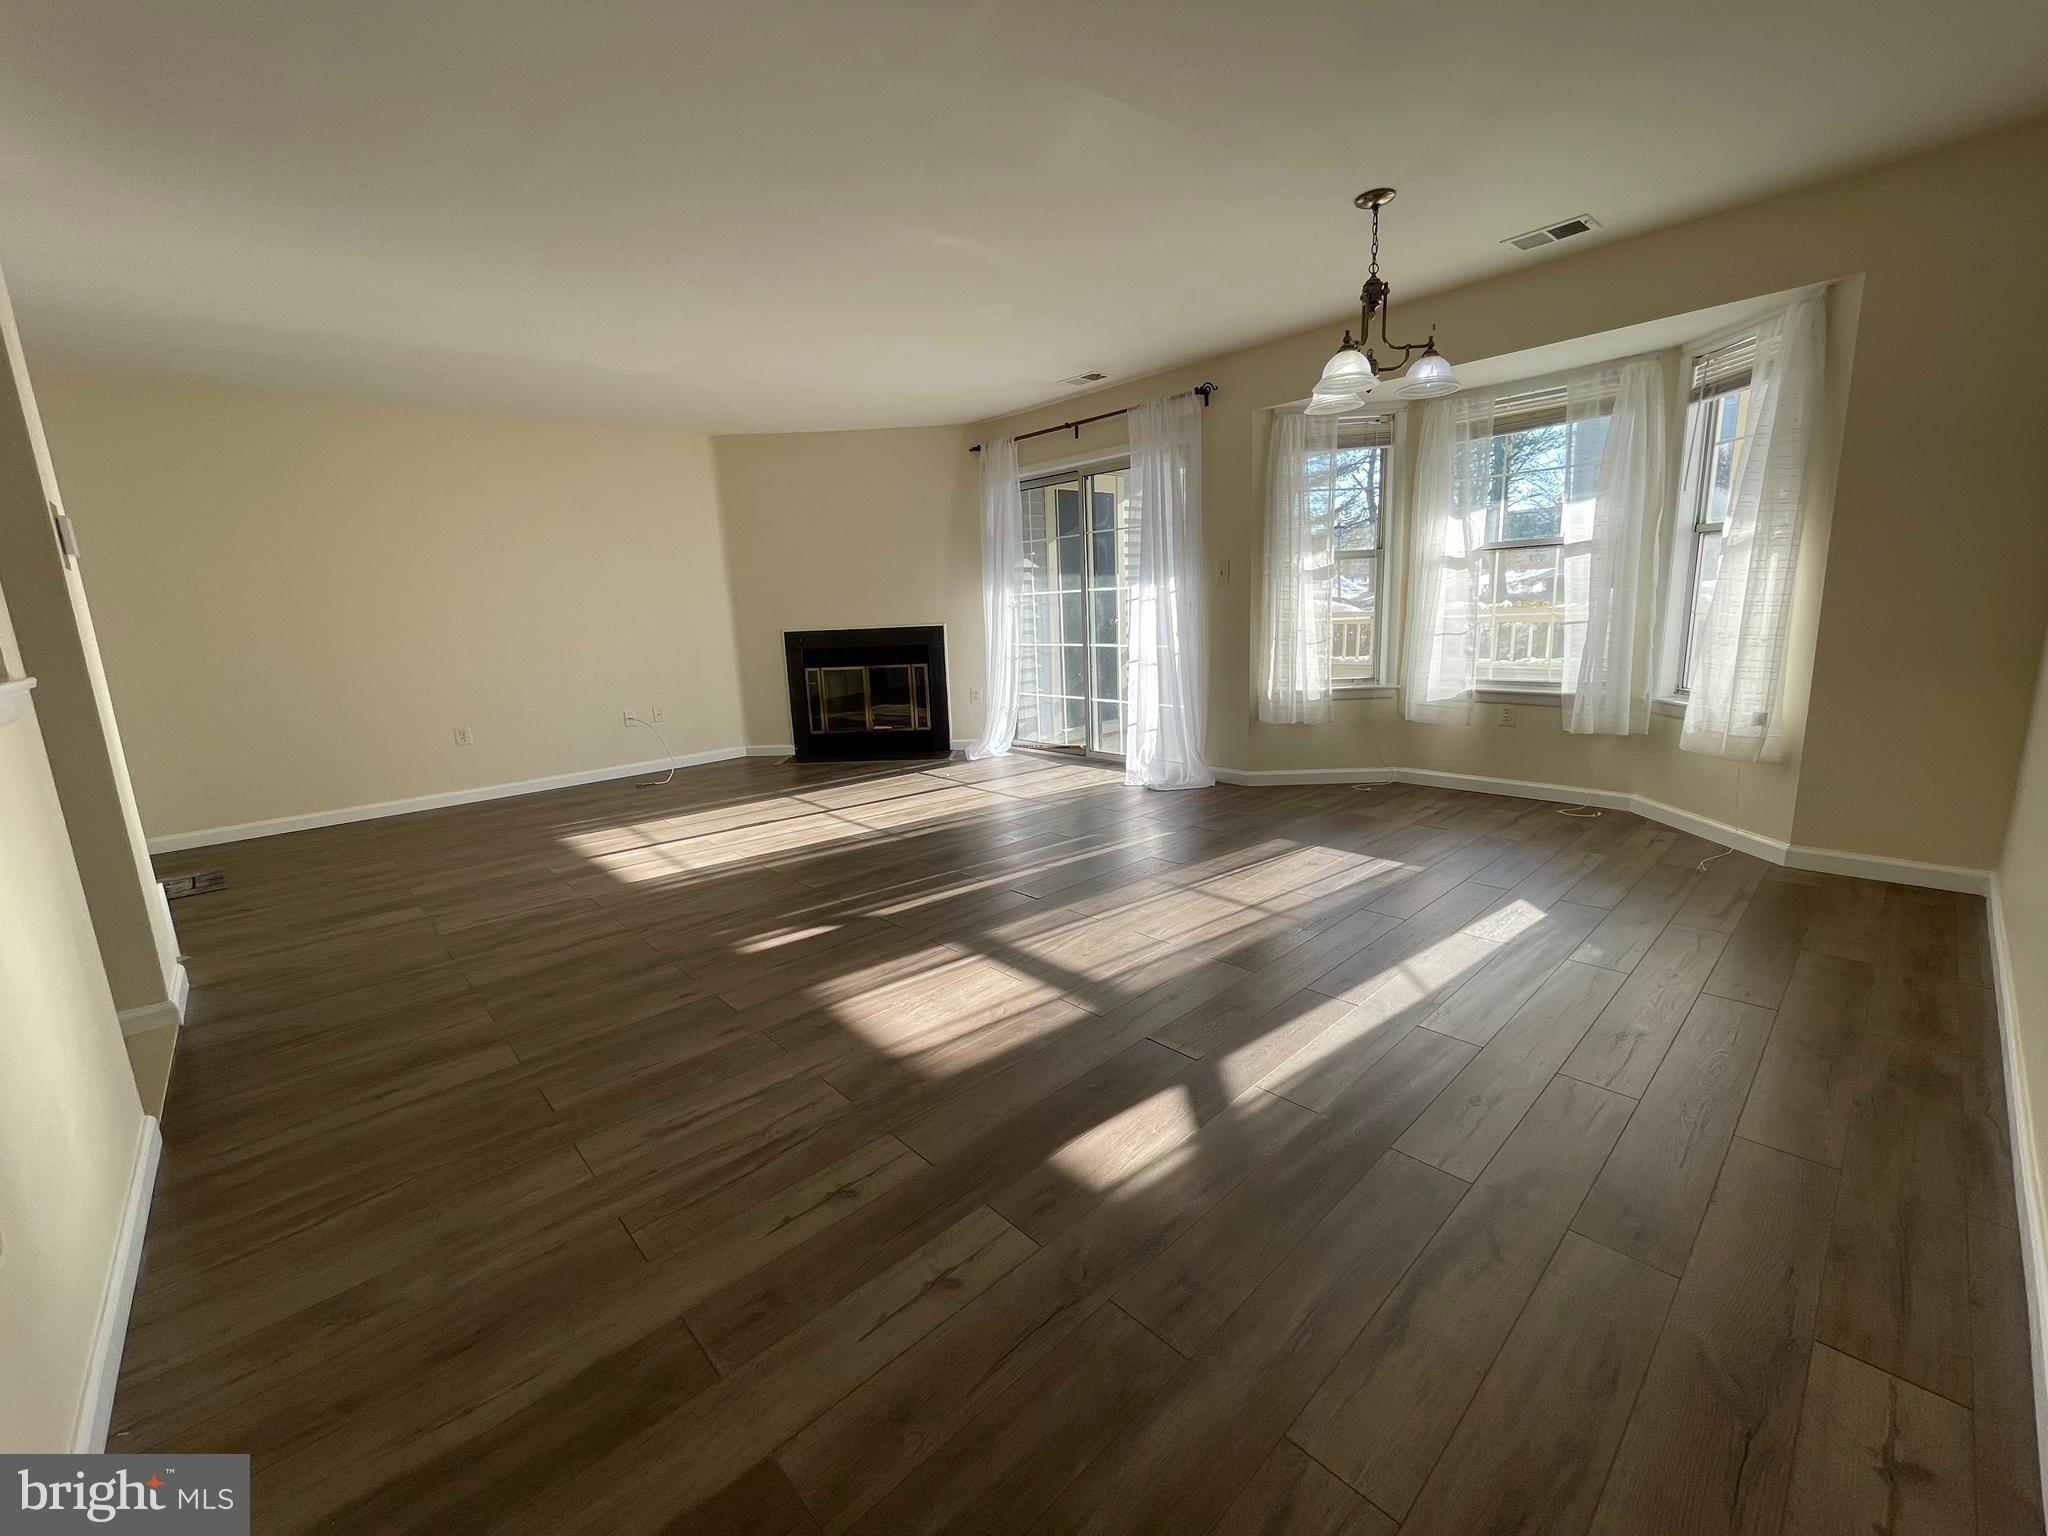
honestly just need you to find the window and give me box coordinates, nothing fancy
[1016,465,1132,754]
[1328,417,1391,686]
[1468,389,1606,688]
[1674,335,1757,690]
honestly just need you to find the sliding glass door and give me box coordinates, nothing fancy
[1016,465,1130,755]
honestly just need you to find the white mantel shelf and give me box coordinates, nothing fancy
[0,676,37,727]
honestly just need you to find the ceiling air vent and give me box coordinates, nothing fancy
[1060,371,1109,386]
[1502,214,1602,252]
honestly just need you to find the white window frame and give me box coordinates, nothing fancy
[1465,385,1600,695]
[1328,412,1401,694]
[1656,325,1759,701]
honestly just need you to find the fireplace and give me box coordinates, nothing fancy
[783,625,951,761]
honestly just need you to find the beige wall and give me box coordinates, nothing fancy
[0,476,146,1455]
[976,114,2048,870]
[0,690,145,1450]
[2000,624,2048,1277]
[712,426,983,746]
[35,375,747,842]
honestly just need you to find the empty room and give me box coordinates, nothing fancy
[6,1,2048,1532]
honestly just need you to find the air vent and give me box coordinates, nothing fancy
[1060,371,1109,386]
[1501,214,1602,252]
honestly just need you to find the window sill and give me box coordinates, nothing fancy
[1313,686,1689,717]
[1473,686,1561,707]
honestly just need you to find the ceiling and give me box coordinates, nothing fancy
[2,1,2043,434]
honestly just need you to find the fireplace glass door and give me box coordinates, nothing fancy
[1015,465,1130,755]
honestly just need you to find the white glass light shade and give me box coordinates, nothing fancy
[1304,385,1365,416]
[1318,343,1377,392]
[1398,350,1460,398]
[1306,340,1375,414]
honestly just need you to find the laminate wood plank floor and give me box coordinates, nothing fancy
[120,753,2042,1535]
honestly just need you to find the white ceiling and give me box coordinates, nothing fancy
[1,0,2043,433]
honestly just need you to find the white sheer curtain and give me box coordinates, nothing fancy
[1258,410,1338,724]
[1400,395,1484,724]
[1564,357,1668,735]
[1682,293,1826,761]
[965,435,1023,760]
[1125,393,1213,789]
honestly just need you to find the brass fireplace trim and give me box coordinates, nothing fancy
[804,662,932,734]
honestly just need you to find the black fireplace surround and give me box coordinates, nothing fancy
[784,625,952,761]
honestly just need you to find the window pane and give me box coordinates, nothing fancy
[1492,423,1566,542]
[1092,700,1124,755]
[1476,545,1571,686]
[1055,533,1084,590]
[1060,590,1085,643]
[1090,529,1116,583]
[1330,443,1384,552]
[1684,531,1722,688]
[1090,480,1120,530]
[1091,644,1121,701]
[1691,381,1753,531]
[1485,416,1608,544]
[1091,588,1120,645]
[1054,484,1082,538]
[1331,553,1376,682]
[1057,644,1086,697]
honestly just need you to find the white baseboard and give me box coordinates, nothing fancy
[1214,766,1398,786]
[1778,841,1989,894]
[116,1001,179,1039]
[1984,881,2048,1521]
[145,750,748,855]
[1211,762,1991,894]
[114,964,189,1039]
[72,1115,161,1453]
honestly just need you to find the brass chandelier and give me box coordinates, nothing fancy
[1308,187,1460,414]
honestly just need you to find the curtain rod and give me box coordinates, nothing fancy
[969,382,1217,453]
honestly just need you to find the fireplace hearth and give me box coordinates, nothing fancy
[783,626,951,761]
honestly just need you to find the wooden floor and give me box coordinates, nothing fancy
[120,752,2044,1535]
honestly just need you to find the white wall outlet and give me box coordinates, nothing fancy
[652,706,665,723]
[969,686,982,703]
[622,709,635,727]
[453,725,475,747]
[1495,705,1518,728]
[1215,559,1231,587]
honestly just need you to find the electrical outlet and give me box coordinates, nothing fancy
[652,706,665,723]
[622,709,636,727]
[453,725,475,747]
[1214,559,1231,587]
[969,686,982,703]
[1495,705,1517,728]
